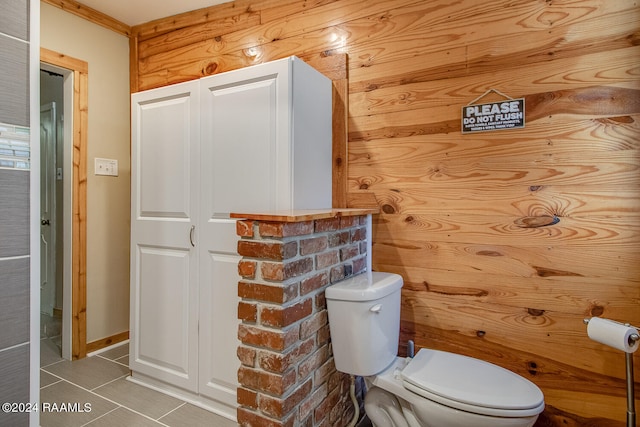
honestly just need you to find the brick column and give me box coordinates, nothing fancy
[235,214,369,427]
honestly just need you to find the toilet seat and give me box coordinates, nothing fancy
[401,349,544,418]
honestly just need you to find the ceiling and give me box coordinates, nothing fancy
[76,0,234,26]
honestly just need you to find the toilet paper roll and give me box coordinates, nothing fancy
[587,317,639,353]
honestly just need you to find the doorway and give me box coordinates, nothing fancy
[39,74,62,355]
[40,48,88,360]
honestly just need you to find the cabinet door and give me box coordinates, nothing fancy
[198,59,291,413]
[200,58,291,214]
[198,219,240,409]
[130,82,200,392]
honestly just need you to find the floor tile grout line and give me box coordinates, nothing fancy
[39,376,64,390]
[89,373,131,392]
[40,378,114,426]
[113,359,130,368]
[40,358,66,370]
[81,402,173,427]
[40,361,129,392]
[44,376,173,427]
[79,365,182,425]
[41,352,130,391]
[157,402,188,423]
[96,352,128,362]
[40,344,181,426]
[96,353,131,369]
[39,369,70,390]
[41,372,238,426]
[40,348,178,425]
[88,393,174,427]
[79,406,121,427]
[41,346,238,426]
[90,382,176,427]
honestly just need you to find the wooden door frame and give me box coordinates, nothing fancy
[40,48,88,359]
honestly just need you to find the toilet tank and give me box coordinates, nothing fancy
[326,272,403,376]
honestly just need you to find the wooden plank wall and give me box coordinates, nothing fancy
[131,0,640,425]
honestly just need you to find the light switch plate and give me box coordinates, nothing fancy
[95,158,118,176]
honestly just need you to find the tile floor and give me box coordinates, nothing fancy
[40,338,238,427]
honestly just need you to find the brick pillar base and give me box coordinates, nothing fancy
[235,214,368,427]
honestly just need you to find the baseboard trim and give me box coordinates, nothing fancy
[86,331,129,354]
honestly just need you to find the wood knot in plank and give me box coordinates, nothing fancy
[424,281,488,297]
[514,215,559,228]
[589,305,605,317]
[533,266,582,277]
[204,62,218,75]
[527,308,545,317]
[381,204,396,214]
[476,250,503,257]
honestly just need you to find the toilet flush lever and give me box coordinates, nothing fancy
[370,304,382,314]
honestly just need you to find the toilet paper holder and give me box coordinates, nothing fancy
[584,317,638,427]
[583,317,640,346]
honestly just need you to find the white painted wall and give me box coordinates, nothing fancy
[41,2,131,343]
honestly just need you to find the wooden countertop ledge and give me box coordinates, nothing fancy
[230,208,378,223]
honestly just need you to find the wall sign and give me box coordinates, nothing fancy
[461,89,525,134]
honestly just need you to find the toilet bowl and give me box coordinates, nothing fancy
[326,272,544,427]
[365,351,543,427]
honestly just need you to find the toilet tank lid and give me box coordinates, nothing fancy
[326,272,403,302]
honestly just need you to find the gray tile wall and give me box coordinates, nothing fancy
[0,0,32,425]
[0,345,30,426]
[0,170,30,257]
[0,37,29,127]
[0,0,29,40]
[0,258,30,349]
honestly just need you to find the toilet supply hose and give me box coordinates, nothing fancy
[347,375,359,427]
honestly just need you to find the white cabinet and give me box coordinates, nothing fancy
[129,57,332,419]
[200,56,333,213]
[130,80,200,393]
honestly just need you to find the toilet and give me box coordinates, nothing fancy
[326,272,544,427]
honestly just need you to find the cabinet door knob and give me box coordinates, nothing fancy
[190,225,196,247]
